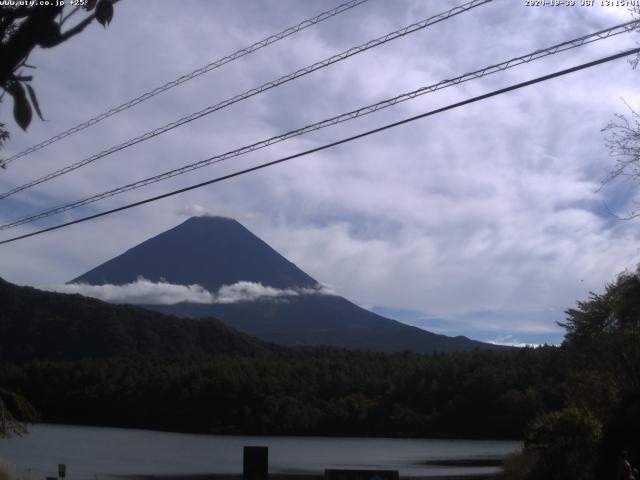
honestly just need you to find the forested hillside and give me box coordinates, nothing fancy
[0,278,271,361]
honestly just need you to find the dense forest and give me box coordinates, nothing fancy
[0,269,639,479]
[0,348,564,439]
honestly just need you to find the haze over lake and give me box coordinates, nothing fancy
[0,424,521,479]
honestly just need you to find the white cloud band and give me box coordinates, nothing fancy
[46,278,332,305]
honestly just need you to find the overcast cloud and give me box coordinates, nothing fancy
[1,0,639,344]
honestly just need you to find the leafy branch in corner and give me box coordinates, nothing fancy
[0,0,118,166]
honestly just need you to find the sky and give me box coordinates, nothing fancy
[1,0,640,346]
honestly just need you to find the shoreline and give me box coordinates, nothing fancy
[30,422,522,442]
[117,474,494,480]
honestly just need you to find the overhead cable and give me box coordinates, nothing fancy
[1,47,638,245]
[1,21,636,231]
[0,0,371,167]
[0,0,492,199]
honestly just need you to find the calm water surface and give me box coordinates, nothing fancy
[0,424,522,479]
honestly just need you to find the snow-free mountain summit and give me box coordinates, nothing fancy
[71,216,498,352]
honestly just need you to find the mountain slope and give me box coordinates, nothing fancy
[151,295,491,353]
[72,216,316,292]
[0,277,271,362]
[70,216,501,353]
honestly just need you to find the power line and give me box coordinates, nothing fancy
[0,0,371,168]
[1,21,636,231]
[0,0,491,200]
[1,47,637,246]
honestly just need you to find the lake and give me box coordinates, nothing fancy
[0,424,522,479]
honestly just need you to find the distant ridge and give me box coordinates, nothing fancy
[151,295,496,353]
[71,216,504,353]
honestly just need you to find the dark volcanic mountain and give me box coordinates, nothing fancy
[72,216,316,292]
[71,216,499,353]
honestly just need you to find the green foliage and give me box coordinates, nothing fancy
[0,1,116,139]
[0,387,37,438]
[497,452,537,480]
[520,266,640,479]
[525,406,602,480]
[562,267,640,350]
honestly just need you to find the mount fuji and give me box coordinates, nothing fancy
[71,216,500,353]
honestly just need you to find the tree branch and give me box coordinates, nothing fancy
[0,6,62,81]
[59,5,81,27]
[58,0,121,44]
[57,10,97,43]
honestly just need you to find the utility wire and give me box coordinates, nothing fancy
[0,0,491,199]
[0,0,371,168]
[1,21,636,231]
[1,47,638,246]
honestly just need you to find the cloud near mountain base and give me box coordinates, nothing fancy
[47,278,332,305]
